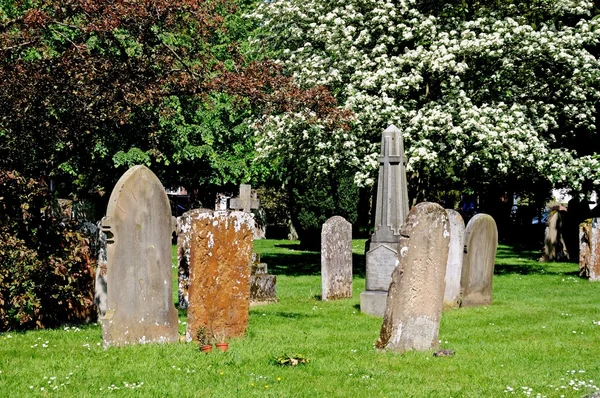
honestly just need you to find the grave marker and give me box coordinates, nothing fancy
[361,125,410,316]
[376,202,449,353]
[100,165,179,347]
[321,216,353,301]
[444,209,465,308]
[579,218,600,280]
[460,213,498,307]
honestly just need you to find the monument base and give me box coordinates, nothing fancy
[360,290,388,317]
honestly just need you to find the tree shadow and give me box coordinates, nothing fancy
[259,250,366,277]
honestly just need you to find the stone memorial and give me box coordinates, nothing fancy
[100,165,179,346]
[579,218,600,280]
[460,213,498,307]
[228,184,265,239]
[361,125,410,316]
[249,253,278,305]
[444,209,465,308]
[185,211,254,342]
[321,216,353,301]
[177,208,211,309]
[376,202,450,353]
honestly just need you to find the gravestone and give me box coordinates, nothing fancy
[460,213,498,307]
[177,208,212,309]
[361,125,410,316]
[100,165,179,346]
[249,253,278,305]
[229,183,265,239]
[579,218,600,280]
[321,216,353,300]
[94,221,108,318]
[376,202,450,353]
[444,209,465,308]
[185,211,254,342]
[540,210,569,262]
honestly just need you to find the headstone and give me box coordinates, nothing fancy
[540,209,569,262]
[444,209,465,308]
[321,216,353,300]
[250,253,278,305]
[94,221,108,318]
[228,184,264,239]
[376,202,450,353]
[460,213,498,307]
[185,211,254,342]
[100,165,179,346]
[177,208,212,309]
[361,125,410,316]
[579,218,600,280]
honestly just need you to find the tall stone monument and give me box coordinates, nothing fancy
[376,202,450,353]
[321,216,353,301]
[360,125,410,316]
[460,213,498,307]
[444,209,465,308]
[100,165,179,347]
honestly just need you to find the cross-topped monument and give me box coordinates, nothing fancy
[229,184,260,213]
[361,125,410,316]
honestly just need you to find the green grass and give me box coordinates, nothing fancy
[1,241,600,397]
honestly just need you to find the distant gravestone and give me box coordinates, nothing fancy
[579,218,600,281]
[361,125,410,316]
[249,253,278,305]
[460,213,498,307]
[321,216,353,301]
[185,211,254,342]
[100,165,179,347]
[376,202,450,353]
[228,183,264,239]
[444,209,465,308]
[177,208,212,309]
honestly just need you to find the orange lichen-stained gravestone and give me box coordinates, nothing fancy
[185,211,254,342]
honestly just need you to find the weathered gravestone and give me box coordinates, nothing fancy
[540,209,569,262]
[100,165,179,346]
[177,208,212,309]
[460,213,498,307]
[444,209,465,308]
[579,218,600,281]
[228,184,265,239]
[185,211,254,342]
[361,125,410,316]
[376,202,450,353]
[321,216,353,300]
[249,253,278,305]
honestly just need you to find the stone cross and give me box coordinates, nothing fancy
[100,165,179,347]
[376,202,449,353]
[229,184,260,213]
[361,125,410,317]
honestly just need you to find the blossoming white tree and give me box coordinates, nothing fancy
[250,0,600,197]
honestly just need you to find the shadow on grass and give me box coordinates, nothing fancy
[260,251,366,277]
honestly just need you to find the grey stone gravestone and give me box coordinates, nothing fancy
[321,216,353,301]
[444,209,465,308]
[376,202,450,353]
[460,213,498,307]
[579,218,600,280]
[100,165,179,346]
[361,125,410,316]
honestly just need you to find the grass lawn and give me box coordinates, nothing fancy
[1,240,599,397]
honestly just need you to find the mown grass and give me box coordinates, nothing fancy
[1,241,599,397]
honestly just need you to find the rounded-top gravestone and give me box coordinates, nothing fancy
[321,215,353,301]
[460,213,498,307]
[444,209,465,308]
[100,165,179,347]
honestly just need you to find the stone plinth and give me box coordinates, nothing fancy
[185,211,254,342]
[376,202,449,353]
[321,216,353,301]
[100,165,179,347]
[460,213,498,307]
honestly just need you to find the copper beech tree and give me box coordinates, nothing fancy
[0,0,350,199]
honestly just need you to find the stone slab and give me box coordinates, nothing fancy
[579,218,600,281]
[359,290,388,317]
[444,209,465,308]
[321,216,353,300]
[365,243,398,292]
[376,202,449,353]
[185,211,254,342]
